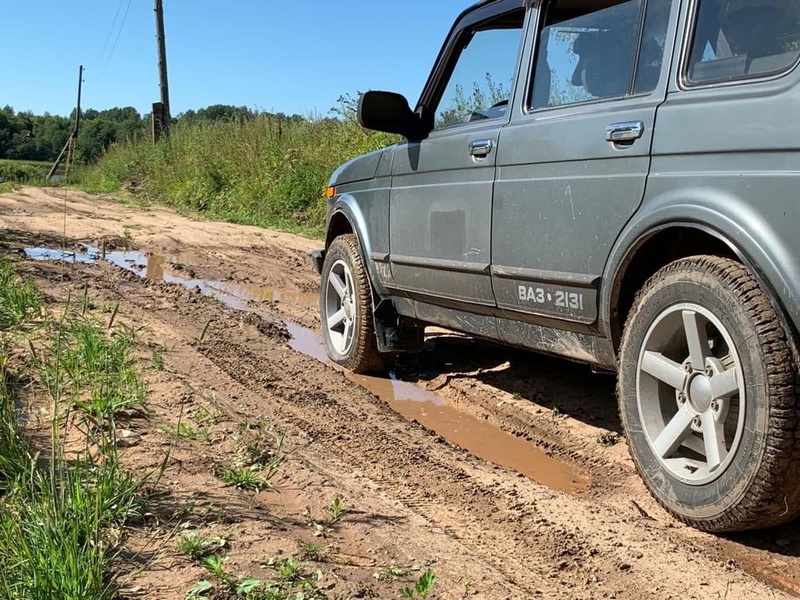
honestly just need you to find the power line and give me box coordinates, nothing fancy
[93,0,125,69]
[96,0,133,83]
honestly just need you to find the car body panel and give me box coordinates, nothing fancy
[321,0,800,370]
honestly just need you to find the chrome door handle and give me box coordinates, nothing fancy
[469,139,494,157]
[606,121,645,143]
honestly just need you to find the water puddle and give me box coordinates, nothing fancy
[737,559,800,598]
[284,299,588,492]
[22,244,589,494]
[25,246,318,310]
[25,247,97,264]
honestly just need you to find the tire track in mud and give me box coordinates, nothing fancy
[196,337,612,599]
[193,329,767,600]
[5,225,794,599]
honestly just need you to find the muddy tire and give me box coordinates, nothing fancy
[320,234,386,374]
[618,256,800,531]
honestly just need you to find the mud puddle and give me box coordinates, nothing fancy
[25,246,319,309]
[288,322,588,493]
[22,245,589,494]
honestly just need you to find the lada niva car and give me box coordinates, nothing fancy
[313,0,800,532]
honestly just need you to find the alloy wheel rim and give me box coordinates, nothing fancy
[324,259,356,355]
[636,303,746,485]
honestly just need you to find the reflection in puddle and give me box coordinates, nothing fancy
[25,247,97,264]
[23,244,589,493]
[26,246,318,310]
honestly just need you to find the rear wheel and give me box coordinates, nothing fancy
[618,256,800,531]
[320,234,386,373]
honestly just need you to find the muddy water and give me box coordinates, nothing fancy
[288,321,588,493]
[22,245,589,494]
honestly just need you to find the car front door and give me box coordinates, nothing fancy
[491,0,675,336]
[389,1,528,310]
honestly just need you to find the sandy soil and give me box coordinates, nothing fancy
[1,185,799,600]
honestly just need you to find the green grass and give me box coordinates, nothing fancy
[0,256,147,600]
[399,569,437,600]
[0,259,41,329]
[187,553,331,600]
[0,159,51,185]
[215,465,275,492]
[214,426,288,491]
[177,531,227,561]
[75,100,398,236]
[325,496,345,526]
[39,317,146,419]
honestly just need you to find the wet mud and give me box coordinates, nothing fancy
[25,244,588,495]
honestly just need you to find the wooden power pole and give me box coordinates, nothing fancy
[47,65,83,181]
[154,0,171,136]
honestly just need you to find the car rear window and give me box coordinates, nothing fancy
[686,0,800,84]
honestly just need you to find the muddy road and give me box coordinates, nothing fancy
[2,186,799,599]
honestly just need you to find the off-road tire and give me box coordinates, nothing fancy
[618,255,800,531]
[320,234,386,374]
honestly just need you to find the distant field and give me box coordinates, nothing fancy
[0,159,51,183]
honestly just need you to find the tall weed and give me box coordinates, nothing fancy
[77,98,398,235]
[0,259,41,329]
[0,259,146,600]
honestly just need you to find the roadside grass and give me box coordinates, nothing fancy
[42,316,146,418]
[75,100,398,236]
[0,258,41,328]
[0,258,441,599]
[0,256,148,600]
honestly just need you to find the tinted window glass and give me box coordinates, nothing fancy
[532,0,642,109]
[435,11,525,130]
[634,0,672,94]
[688,0,800,84]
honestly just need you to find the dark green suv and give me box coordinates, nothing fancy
[313,0,800,532]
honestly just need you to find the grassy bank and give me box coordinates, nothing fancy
[77,102,397,236]
[0,258,146,600]
[0,159,51,185]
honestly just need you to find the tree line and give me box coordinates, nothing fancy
[0,104,303,165]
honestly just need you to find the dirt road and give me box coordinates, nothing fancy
[1,186,799,599]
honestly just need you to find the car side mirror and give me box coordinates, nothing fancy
[357,91,425,140]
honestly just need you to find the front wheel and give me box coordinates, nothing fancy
[618,256,800,531]
[319,234,386,373]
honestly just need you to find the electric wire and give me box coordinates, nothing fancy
[95,0,133,83]
[93,0,125,71]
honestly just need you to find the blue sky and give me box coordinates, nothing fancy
[2,1,462,118]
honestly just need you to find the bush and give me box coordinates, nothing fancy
[0,160,49,184]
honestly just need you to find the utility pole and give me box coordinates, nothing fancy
[74,64,83,138]
[154,0,171,135]
[47,65,83,181]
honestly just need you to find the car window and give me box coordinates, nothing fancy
[634,0,672,94]
[531,0,642,110]
[530,0,671,110]
[687,0,800,84]
[434,10,525,130]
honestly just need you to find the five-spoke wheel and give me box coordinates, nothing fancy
[619,256,800,531]
[319,234,386,373]
[637,304,744,485]
[324,258,357,356]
